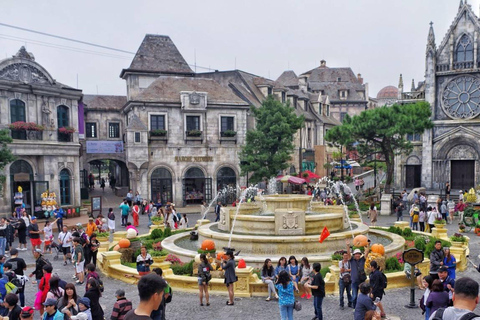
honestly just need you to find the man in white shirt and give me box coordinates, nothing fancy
[58,225,72,266]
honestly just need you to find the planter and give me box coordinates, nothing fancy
[152,219,163,226]
[152,256,167,263]
[97,236,109,243]
[434,223,446,229]
[451,241,465,247]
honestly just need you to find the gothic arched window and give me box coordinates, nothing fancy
[455,34,474,62]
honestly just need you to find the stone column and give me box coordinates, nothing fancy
[234,266,253,297]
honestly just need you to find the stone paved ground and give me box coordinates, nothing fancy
[14,187,480,319]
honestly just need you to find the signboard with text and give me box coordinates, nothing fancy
[403,248,424,266]
[86,141,124,154]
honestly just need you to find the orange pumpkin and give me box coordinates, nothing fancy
[353,235,368,247]
[201,239,215,251]
[370,244,385,256]
[118,239,131,248]
[238,259,246,268]
[216,251,226,260]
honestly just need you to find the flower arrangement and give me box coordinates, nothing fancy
[221,130,237,137]
[331,250,344,260]
[395,252,404,264]
[152,241,162,251]
[186,129,202,137]
[58,126,75,134]
[150,129,167,136]
[459,223,466,232]
[165,253,182,265]
[9,121,44,131]
[434,217,446,225]
[450,233,466,243]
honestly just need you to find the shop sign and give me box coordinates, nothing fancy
[403,248,424,266]
[175,156,213,162]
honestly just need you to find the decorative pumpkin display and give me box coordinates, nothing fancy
[113,244,120,251]
[216,251,226,261]
[365,252,386,273]
[370,244,385,256]
[118,238,131,248]
[238,259,246,268]
[353,235,368,247]
[126,228,137,239]
[201,239,215,251]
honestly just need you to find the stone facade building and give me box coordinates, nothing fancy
[0,47,83,215]
[394,1,480,191]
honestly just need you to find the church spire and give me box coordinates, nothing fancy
[398,74,404,91]
[428,22,436,47]
[459,0,464,10]
[411,79,415,91]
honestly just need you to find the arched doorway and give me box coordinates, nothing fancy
[217,167,237,204]
[59,169,71,205]
[183,167,212,205]
[151,168,173,204]
[86,159,129,191]
[10,160,36,214]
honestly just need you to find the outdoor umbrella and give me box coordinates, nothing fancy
[276,175,307,185]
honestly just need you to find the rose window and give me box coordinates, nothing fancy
[442,76,480,119]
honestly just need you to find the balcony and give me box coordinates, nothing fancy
[400,91,425,101]
[10,130,43,141]
[57,130,72,142]
[436,61,480,72]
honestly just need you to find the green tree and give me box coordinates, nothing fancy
[325,102,433,191]
[0,129,15,187]
[240,96,304,184]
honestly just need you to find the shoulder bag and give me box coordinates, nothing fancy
[341,261,351,284]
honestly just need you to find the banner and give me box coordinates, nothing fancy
[86,141,124,154]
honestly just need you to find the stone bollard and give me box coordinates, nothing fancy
[113,231,127,241]
[431,224,448,240]
[329,264,340,294]
[450,242,468,271]
[234,266,253,297]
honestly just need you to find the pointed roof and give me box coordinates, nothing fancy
[276,70,299,88]
[437,3,480,55]
[398,74,404,88]
[127,114,148,131]
[120,35,193,78]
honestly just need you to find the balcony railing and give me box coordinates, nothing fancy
[10,130,43,141]
[58,130,72,142]
[436,61,480,72]
[400,91,425,101]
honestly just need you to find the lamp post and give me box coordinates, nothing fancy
[340,145,344,182]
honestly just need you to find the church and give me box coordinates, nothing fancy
[392,1,480,192]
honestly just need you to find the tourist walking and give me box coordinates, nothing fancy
[100,178,105,192]
[6,248,27,306]
[214,201,221,222]
[72,237,85,285]
[261,258,277,301]
[429,240,445,280]
[111,289,132,320]
[179,214,188,229]
[84,278,104,320]
[368,204,377,227]
[419,209,426,232]
[107,208,116,233]
[346,239,370,307]
[88,173,95,190]
[425,279,449,315]
[53,205,64,234]
[420,275,433,320]
[222,251,237,306]
[441,201,448,222]
[427,206,437,233]
[197,253,213,306]
[119,200,130,227]
[58,226,72,266]
[29,249,50,285]
[16,214,27,251]
[339,251,352,309]
[368,261,387,318]
[299,257,312,299]
[126,190,133,207]
[132,204,140,227]
[28,216,42,254]
[305,262,325,320]
[275,270,295,320]
[395,197,404,221]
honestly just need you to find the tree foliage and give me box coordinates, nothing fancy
[0,129,15,172]
[325,102,433,191]
[240,96,304,184]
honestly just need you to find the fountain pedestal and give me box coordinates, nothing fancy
[234,266,254,297]
[274,209,305,235]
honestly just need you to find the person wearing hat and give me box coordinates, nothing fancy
[42,298,63,320]
[28,249,50,285]
[111,289,132,320]
[77,297,92,320]
[20,306,34,320]
[27,216,42,254]
[346,238,370,308]
[438,265,455,305]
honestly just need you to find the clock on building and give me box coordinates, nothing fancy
[442,75,480,119]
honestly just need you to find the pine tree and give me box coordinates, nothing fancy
[325,102,433,191]
[240,96,304,184]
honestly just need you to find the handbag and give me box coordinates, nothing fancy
[294,300,302,311]
[341,261,351,284]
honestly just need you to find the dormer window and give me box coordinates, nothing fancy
[293,97,298,108]
[326,105,330,117]
[337,77,341,82]
[339,90,348,100]
[281,92,286,103]
[304,100,308,110]
[267,87,273,95]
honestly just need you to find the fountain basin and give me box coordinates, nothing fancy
[262,194,313,212]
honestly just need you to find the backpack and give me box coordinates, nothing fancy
[432,308,480,320]
[381,272,388,289]
[97,278,104,293]
[5,281,17,294]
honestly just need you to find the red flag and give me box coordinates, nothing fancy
[319,227,330,243]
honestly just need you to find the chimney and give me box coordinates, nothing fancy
[357,73,363,84]
[320,60,326,67]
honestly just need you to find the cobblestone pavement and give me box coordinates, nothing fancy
[13,188,480,319]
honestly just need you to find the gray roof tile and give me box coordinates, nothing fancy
[127,114,148,131]
[276,70,299,88]
[83,94,127,110]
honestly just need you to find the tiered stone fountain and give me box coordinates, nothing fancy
[163,194,405,267]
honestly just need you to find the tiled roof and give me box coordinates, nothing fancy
[123,35,193,75]
[276,70,299,88]
[133,76,247,105]
[83,95,127,110]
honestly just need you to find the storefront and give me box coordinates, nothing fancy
[216,167,237,204]
[183,167,212,205]
[151,167,173,204]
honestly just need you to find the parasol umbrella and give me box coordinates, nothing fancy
[276,175,307,185]
[302,170,321,180]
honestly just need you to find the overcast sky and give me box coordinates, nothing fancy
[1,0,476,98]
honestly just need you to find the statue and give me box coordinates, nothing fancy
[41,97,51,128]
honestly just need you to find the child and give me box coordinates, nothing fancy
[43,219,58,254]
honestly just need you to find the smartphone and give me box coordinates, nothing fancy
[374,297,381,303]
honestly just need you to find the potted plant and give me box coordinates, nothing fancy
[149,242,168,263]
[151,215,163,225]
[150,129,167,136]
[58,126,76,134]
[475,222,480,235]
[186,129,202,137]
[450,233,466,247]
[96,231,110,242]
[9,121,44,131]
[459,223,466,233]
[434,217,446,228]
[221,130,237,137]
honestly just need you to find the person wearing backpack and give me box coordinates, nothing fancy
[368,261,387,319]
[429,277,480,320]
